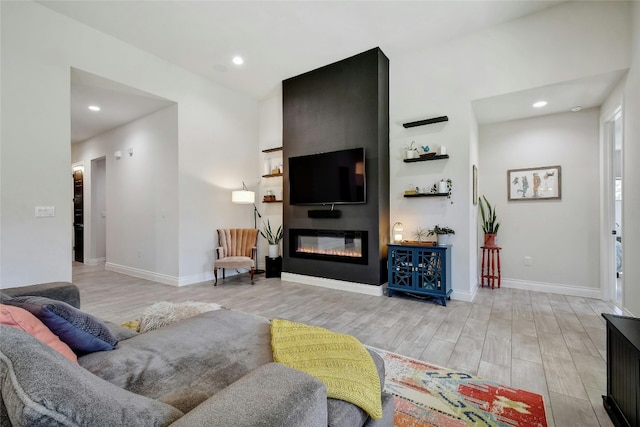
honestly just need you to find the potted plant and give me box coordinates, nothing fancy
[430,178,453,203]
[405,141,419,159]
[478,195,500,247]
[428,225,455,245]
[260,220,283,258]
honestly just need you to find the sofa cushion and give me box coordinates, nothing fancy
[0,325,183,427]
[3,296,118,354]
[0,304,77,363]
[78,309,274,414]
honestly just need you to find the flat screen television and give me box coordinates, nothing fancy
[289,147,366,205]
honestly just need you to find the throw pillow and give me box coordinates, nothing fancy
[0,304,77,363]
[0,325,184,426]
[3,296,118,354]
[137,301,222,333]
[271,318,383,419]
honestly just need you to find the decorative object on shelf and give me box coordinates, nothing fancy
[404,184,419,195]
[508,165,561,201]
[260,219,283,259]
[413,227,429,243]
[392,222,404,243]
[263,190,276,202]
[428,225,455,246]
[430,179,452,203]
[419,145,436,158]
[440,146,447,155]
[402,115,449,129]
[404,141,419,159]
[479,195,500,247]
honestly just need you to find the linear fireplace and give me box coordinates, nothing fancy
[289,229,368,265]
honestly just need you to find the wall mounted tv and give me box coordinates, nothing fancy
[289,147,366,205]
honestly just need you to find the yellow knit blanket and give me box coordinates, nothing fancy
[270,319,382,419]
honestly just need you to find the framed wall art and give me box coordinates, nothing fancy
[508,165,561,201]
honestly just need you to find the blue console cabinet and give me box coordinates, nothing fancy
[387,244,452,306]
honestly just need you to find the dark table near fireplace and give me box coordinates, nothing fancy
[602,313,640,427]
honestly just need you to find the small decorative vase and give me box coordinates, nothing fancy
[484,233,497,247]
[406,150,416,159]
[268,244,279,258]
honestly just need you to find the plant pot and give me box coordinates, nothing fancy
[484,233,498,247]
[268,244,279,258]
[437,234,452,246]
[406,150,416,159]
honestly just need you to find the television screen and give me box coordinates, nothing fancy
[289,148,366,205]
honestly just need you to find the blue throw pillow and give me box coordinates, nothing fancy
[3,296,117,353]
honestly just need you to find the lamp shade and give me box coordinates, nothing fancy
[232,190,255,204]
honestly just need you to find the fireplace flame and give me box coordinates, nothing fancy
[296,245,362,258]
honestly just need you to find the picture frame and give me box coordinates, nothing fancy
[507,165,561,201]
[472,164,478,205]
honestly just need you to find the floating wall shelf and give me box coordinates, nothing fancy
[262,200,283,203]
[404,193,449,198]
[402,116,448,128]
[262,147,283,153]
[404,154,449,163]
[262,172,283,178]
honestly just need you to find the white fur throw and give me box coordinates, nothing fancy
[137,301,222,333]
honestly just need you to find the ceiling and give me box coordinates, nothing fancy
[71,69,175,144]
[54,1,624,142]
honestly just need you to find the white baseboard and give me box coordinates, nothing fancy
[451,286,477,302]
[499,278,601,299]
[105,263,179,287]
[84,257,106,266]
[281,272,385,296]
[178,271,215,286]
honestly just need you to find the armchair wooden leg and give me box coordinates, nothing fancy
[250,268,255,285]
[214,268,218,286]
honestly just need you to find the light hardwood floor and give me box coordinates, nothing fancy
[72,263,621,427]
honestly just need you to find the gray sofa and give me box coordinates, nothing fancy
[0,282,394,427]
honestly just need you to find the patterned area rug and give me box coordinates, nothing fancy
[368,347,548,427]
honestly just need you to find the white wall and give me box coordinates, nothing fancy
[479,109,601,295]
[621,1,640,316]
[1,1,258,287]
[257,1,631,300]
[388,1,630,300]
[72,106,179,279]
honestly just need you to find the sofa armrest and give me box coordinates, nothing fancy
[169,363,327,427]
[1,282,80,308]
[215,247,225,259]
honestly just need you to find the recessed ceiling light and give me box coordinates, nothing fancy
[88,105,101,112]
[532,101,547,108]
[571,106,583,112]
[232,56,244,66]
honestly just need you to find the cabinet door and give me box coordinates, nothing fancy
[390,247,414,290]
[416,249,443,293]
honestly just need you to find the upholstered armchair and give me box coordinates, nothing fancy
[214,229,259,285]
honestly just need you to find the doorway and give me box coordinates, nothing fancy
[72,167,84,263]
[603,108,623,305]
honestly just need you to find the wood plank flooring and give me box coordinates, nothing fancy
[72,263,622,427]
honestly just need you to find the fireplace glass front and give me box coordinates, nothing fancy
[289,229,368,264]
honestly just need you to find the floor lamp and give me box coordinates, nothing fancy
[231,182,265,273]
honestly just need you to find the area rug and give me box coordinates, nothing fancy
[367,347,548,427]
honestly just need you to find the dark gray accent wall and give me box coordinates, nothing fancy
[282,47,390,286]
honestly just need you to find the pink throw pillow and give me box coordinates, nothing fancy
[0,304,78,363]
